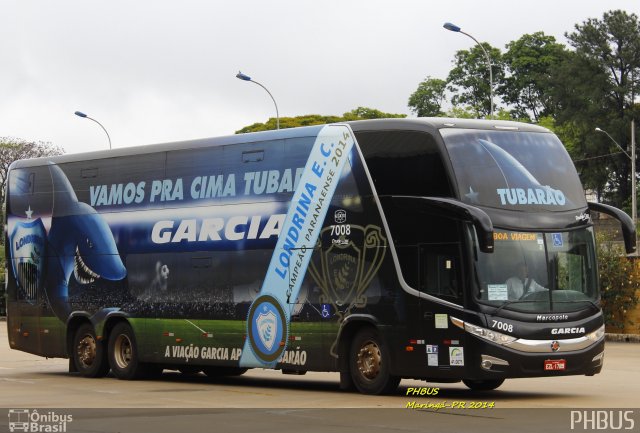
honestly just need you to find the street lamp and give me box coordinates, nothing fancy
[74,111,112,150]
[596,126,636,235]
[235,71,280,130]
[443,22,494,118]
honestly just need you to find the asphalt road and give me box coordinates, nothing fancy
[1,321,638,433]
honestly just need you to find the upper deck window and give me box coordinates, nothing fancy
[441,128,586,211]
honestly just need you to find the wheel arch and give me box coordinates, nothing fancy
[102,315,130,341]
[65,311,130,360]
[335,314,380,390]
[66,313,93,360]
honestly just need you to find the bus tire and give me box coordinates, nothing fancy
[72,323,110,378]
[462,379,505,391]
[349,327,400,395]
[108,322,145,380]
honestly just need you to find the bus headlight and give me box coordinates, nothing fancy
[585,324,605,342]
[465,323,516,345]
[451,317,516,346]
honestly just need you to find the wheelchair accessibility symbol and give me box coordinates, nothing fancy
[321,304,331,319]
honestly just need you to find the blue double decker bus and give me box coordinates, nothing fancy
[5,118,634,394]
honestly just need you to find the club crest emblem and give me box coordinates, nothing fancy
[9,218,47,303]
[309,224,387,355]
[310,224,386,308]
[256,309,278,351]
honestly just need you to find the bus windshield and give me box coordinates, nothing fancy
[474,227,598,313]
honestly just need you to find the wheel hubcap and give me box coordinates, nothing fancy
[77,335,97,368]
[113,334,133,369]
[357,341,381,380]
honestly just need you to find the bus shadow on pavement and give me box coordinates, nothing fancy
[37,369,582,402]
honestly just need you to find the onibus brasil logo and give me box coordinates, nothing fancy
[7,409,73,432]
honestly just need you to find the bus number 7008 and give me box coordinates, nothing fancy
[491,320,513,333]
[331,225,351,236]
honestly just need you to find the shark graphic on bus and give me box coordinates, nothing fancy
[45,164,126,320]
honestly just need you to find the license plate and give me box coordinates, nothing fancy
[544,359,566,371]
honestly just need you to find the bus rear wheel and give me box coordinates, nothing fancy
[72,323,109,378]
[349,328,400,395]
[108,322,146,380]
[462,379,505,391]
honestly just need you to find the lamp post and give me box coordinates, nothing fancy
[596,125,636,235]
[74,111,112,150]
[443,22,494,118]
[235,71,280,130]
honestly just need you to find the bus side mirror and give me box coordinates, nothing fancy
[447,199,494,254]
[390,196,494,253]
[588,202,637,254]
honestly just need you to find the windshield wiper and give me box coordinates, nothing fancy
[545,299,601,312]
[492,299,538,315]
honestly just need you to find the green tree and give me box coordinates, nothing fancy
[445,106,476,119]
[596,231,640,331]
[500,32,567,121]
[447,43,504,118]
[550,10,640,208]
[444,106,513,120]
[235,107,406,133]
[342,107,406,120]
[236,114,342,133]
[567,10,640,117]
[407,77,448,117]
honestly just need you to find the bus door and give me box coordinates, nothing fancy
[418,242,467,372]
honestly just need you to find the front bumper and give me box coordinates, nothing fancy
[466,337,605,379]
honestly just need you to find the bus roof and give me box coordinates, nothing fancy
[346,117,551,134]
[10,118,551,169]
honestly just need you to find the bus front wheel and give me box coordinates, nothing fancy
[462,379,505,391]
[349,328,400,395]
[108,322,145,380]
[72,323,109,378]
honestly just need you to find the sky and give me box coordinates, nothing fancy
[1,0,639,155]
